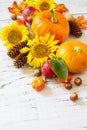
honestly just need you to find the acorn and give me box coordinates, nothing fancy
[70,92,78,101]
[74,77,82,86]
[11,14,17,20]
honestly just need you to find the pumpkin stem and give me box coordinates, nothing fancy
[74,46,82,52]
[50,9,57,23]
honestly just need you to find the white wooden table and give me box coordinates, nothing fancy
[0,0,87,130]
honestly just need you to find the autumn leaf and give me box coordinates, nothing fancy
[74,16,87,29]
[55,4,68,13]
[8,1,27,16]
[19,1,27,12]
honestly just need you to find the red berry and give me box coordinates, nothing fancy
[11,14,17,20]
[16,20,26,25]
[68,73,72,82]
[59,72,72,83]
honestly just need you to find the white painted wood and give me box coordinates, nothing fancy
[0,0,87,130]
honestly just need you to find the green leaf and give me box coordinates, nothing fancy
[50,58,68,81]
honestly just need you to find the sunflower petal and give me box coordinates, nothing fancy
[20,47,30,53]
[49,53,56,59]
[47,34,55,45]
[40,33,49,42]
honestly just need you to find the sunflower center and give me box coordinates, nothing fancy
[11,34,17,40]
[32,44,49,58]
[8,31,22,44]
[40,2,50,11]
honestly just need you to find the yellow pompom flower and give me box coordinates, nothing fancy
[36,0,55,11]
[20,33,59,68]
[0,22,29,49]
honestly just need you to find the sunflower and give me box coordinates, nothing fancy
[20,33,59,68]
[35,0,55,11]
[24,0,37,6]
[0,22,29,49]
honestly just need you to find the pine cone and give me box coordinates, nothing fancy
[14,53,27,68]
[69,21,82,37]
[7,41,27,58]
[14,60,24,68]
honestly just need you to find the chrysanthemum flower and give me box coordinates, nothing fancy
[36,0,55,11]
[0,22,29,49]
[20,33,59,68]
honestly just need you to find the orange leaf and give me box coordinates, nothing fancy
[19,1,27,11]
[8,7,21,15]
[74,16,87,29]
[55,4,68,13]
[8,1,27,16]
[12,1,18,8]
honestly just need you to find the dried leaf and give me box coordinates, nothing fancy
[55,4,68,13]
[74,16,87,29]
[8,1,27,16]
[19,1,27,11]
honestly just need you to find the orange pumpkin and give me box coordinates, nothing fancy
[56,40,87,73]
[32,77,45,91]
[31,10,70,43]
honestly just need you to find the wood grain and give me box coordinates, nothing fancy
[0,0,87,130]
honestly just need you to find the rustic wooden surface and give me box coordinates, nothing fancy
[0,0,87,130]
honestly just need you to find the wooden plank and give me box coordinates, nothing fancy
[0,0,87,130]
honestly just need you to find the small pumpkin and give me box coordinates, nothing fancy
[56,40,87,73]
[32,77,45,91]
[31,10,69,43]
